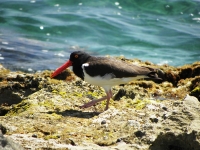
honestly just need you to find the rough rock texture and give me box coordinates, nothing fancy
[0,128,24,150]
[0,59,200,150]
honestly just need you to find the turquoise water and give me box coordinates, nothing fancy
[0,0,200,72]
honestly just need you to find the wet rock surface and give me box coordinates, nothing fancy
[0,59,200,150]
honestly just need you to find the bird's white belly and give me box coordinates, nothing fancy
[83,68,146,87]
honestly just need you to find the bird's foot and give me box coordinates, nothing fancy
[104,106,109,111]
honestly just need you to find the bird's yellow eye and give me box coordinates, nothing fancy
[75,55,78,58]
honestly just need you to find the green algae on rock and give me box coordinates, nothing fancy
[190,85,200,100]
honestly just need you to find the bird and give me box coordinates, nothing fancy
[51,51,161,111]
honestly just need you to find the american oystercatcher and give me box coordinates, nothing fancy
[51,51,161,110]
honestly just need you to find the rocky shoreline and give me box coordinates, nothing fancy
[0,58,200,150]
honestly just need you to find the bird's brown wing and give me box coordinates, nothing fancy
[84,57,158,79]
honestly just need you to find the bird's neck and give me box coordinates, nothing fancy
[73,65,84,80]
[72,57,91,80]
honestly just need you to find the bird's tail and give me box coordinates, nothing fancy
[144,67,164,83]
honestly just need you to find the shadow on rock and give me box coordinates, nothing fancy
[149,131,200,150]
[0,88,22,106]
[47,109,100,118]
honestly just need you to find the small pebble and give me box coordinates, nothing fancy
[162,114,167,120]
[150,115,159,123]
[150,117,158,123]
[116,138,122,142]
[32,134,37,138]
[162,106,168,111]
[101,120,106,125]
[134,130,145,138]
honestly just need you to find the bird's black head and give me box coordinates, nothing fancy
[69,51,91,66]
[51,51,91,80]
[69,51,91,80]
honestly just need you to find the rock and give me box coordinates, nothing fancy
[149,131,200,150]
[127,120,140,127]
[0,124,24,150]
[0,124,7,134]
[0,61,200,149]
[182,95,200,132]
[0,132,24,150]
[32,134,37,138]
[190,86,200,101]
[149,115,159,123]
[183,94,199,107]
[134,130,146,138]
[101,120,107,125]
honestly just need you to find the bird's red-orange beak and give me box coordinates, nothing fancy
[51,60,72,78]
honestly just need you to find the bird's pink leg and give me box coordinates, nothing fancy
[104,89,113,110]
[80,96,107,109]
[80,89,113,110]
